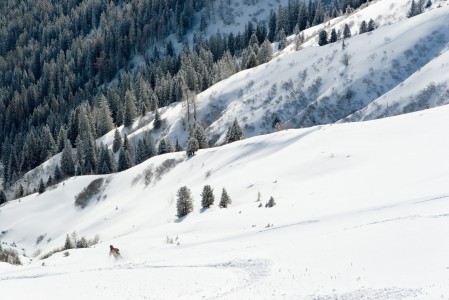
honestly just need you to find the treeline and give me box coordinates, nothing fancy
[0,0,368,192]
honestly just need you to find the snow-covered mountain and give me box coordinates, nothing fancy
[1,101,449,299]
[2,0,449,298]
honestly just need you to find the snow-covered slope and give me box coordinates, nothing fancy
[152,0,449,146]
[1,103,449,299]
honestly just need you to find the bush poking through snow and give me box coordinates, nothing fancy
[74,178,105,208]
[0,245,21,265]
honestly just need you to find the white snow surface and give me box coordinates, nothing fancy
[1,104,449,299]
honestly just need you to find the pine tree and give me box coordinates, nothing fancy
[64,234,73,250]
[17,184,24,198]
[124,90,137,127]
[367,19,376,32]
[153,106,162,130]
[343,24,351,38]
[191,122,209,149]
[112,129,122,153]
[0,190,7,205]
[97,96,114,136]
[318,30,328,46]
[258,39,273,64]
[186,137,199,157]
[359,20,367,34]
[266,196,276,207]
[225,119,244,144]
[175,139,183,152]
[329,28,338,43]
[201,185,215,209]
[118,148,132,172]
[38,178,46,194]
[61,139,75,177]
[158,138,173,155]
[176,186,193,218]
[219,188,231,208]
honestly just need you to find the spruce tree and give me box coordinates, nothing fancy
[175,139,183,152]
[153,106,162,129]
[266,196,276,207]
[186,137,199,157]
[61,139,75,177]
[112,129,122,153]
[0,190,7,205]
[201,185,215,209]
[176,186,193,218]
[124,90,137,128]
[158,138,173,155]
[367,19,376,32]
[343,24,351,38]
[219,188,231,208]
[192,122,208,149]
[64,234,73,250]
[97,96,114,136]
[225,119,244,144]
[38,179,46,194]
[329,28,338,43]
[118,148,132,172]
[54,165,62,181]
[318,30,328,46]
[359,20,367,34]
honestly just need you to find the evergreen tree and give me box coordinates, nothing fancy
[201,185,215,209]
[225,119,245,144]
[61,139,75,177]
[359,20,367,34]
[329,28,338,43]
[176,186,193,218]
[318,30,328,46]
[266,196,276,207]
[38,178,45,194]
[191,122,209,149]
[0,190,7,205]
[186,137,199,157]
[124,90,137,127]
[268,10,277,42]
[158,138,173,155]
[112,129,122,153]
[219,188,231,208]
[258,39,273,64]
[153,106,162,130]
[57,126,68,153]
[175,139,183,152]
[64,234,73,250]
[17,184,24,198]
[97,96,114,136]
[54,165,62,181]
[367,19,376,32]
[118,148,132,172]
[278,29,288,50]
[343,24,351,38]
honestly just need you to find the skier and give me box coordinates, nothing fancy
[109,245,121,259]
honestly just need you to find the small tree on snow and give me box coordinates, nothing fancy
[266,196,276,208]
[64,234,73,250]
[0,190,7,205]
[225,119,244,144]
[176,186,193,218]
[219,188,232,208]
[38,179,46,194]
[186,137,199,157]
[201,185,215,209]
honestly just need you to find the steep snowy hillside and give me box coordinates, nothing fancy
[177,2,449,144]
[1,102,449,299]
[9,0,449,194]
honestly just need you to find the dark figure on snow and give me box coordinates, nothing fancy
[109,245,121,259]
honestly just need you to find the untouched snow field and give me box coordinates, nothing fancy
[1,104,449,299]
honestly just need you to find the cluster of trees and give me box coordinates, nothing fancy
[176,185,231,218]
[0,0,371,194]
[318,17,376,47]
[408,0,432,18]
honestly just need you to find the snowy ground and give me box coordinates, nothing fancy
[1,104,449,299]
